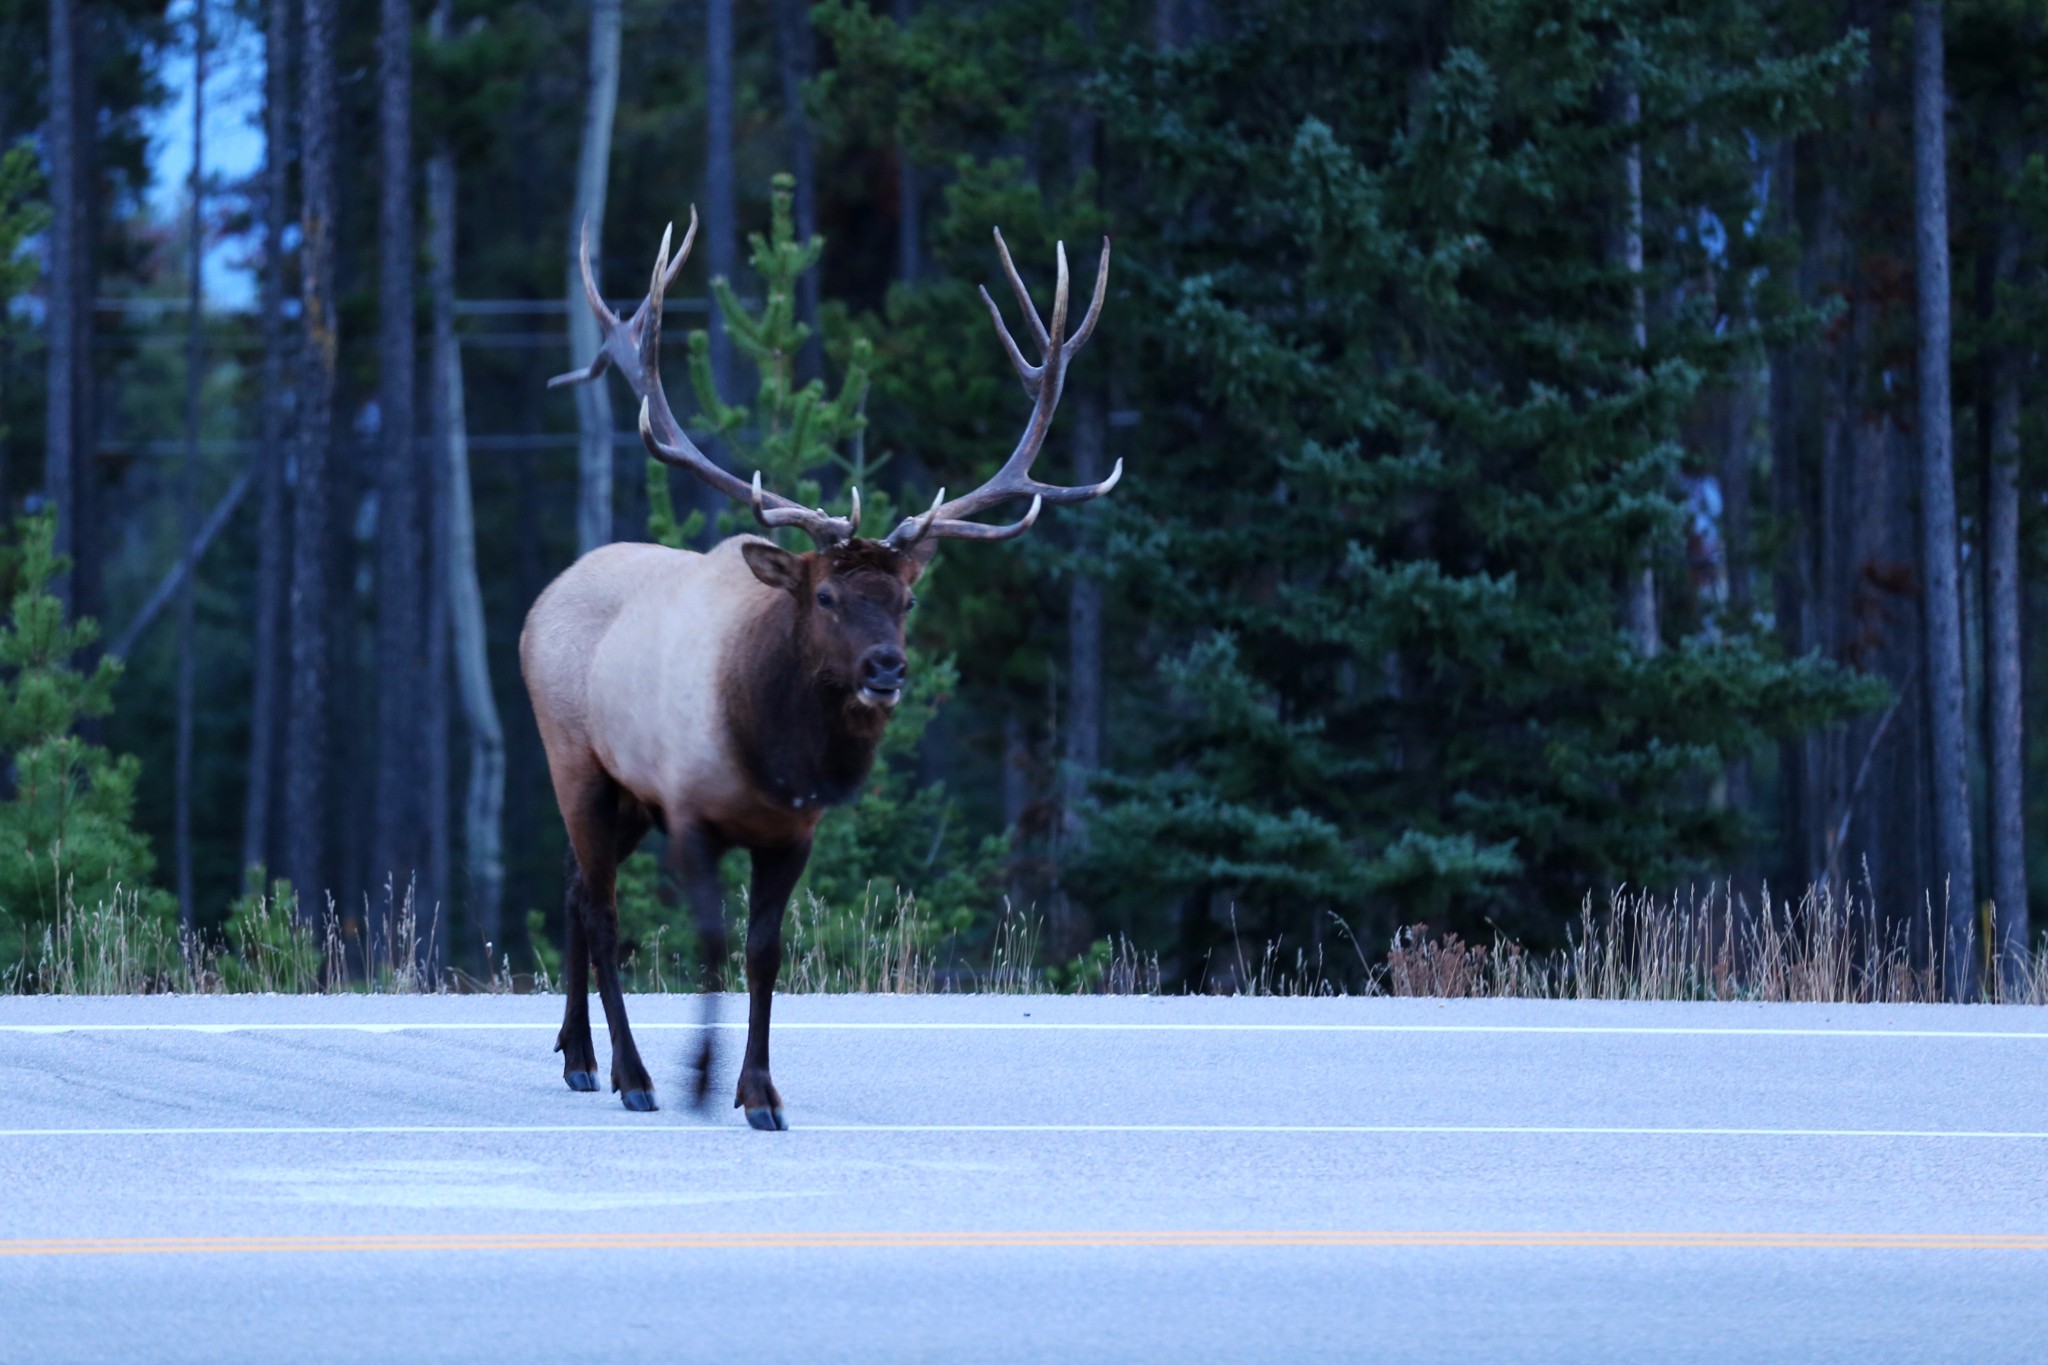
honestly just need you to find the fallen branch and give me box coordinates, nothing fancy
[107,466,254,660]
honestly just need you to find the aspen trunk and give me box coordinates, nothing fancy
[419,0,458,975]
[430,0,495,966]
[440,324,505,966]
[570,0,621,556]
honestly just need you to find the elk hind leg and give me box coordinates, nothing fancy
[568,777,658,1112]
[556,852,599,1091]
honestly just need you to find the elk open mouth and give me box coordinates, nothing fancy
[858,685,902,709]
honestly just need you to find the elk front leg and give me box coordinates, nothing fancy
[670,822,732,1110]
[738,840,810,1131]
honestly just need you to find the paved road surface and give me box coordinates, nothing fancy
[3,993,2047,1363]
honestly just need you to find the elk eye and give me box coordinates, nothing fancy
[905,595,918,612]
[816,589,836,609]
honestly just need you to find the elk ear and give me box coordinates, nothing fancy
[742,541,805,594]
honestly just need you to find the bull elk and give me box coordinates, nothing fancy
[525,209,1117,1127]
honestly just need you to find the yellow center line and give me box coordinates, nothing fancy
[3,1230,2046,1257]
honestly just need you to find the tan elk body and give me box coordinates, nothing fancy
[524,211,1117,1127]
[524,538,816,851]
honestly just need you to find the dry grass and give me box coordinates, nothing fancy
[1369,881,2048,1004]
[626,889,1049,995]
[7,873,2044,1004]
[5,877,438,995]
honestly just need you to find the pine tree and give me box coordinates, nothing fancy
[0,514,172,948]
[676,170,875,538]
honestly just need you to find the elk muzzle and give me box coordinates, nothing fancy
[857,646,908,708]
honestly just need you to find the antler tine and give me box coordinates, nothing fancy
[637,221,681,446]
[1064,237,1111,355]
[979,283,1040,398]
[546,215,624,390]
[660,207,698,294]
[883,231,1121,551]
[579,215,617,327]
[991,227,1049,351]
[923,494,1042,543]
[611,222,847,548]
[888,486,946,546]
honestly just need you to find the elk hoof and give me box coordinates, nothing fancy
[564,1070,599,1092]
[745,1106,788,1132]
[620,1089,659,1113]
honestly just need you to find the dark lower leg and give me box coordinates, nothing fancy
[738,841,809,1130]
[583,895,656,1109]
[555,858,597,1090]
[671,824,731,1109]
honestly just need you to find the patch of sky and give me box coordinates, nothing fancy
[145,0,267,310]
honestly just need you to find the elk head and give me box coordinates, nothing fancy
[549,207,1122,717]
[742,536,921,712]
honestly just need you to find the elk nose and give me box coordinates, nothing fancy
[860,647,908,693]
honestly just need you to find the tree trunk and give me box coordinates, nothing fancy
[1057,385,1105,960]
[1614,74,1657,657]
[1768,142,1821,888]
[372,0,420,947]
[242,0,293,882]
[1985,145,2027,992]
[570,0,621,556]
[419,0,457,976]
[444,337,505,970]
[706,0,738,402]
[435,180,505,972]
[1719,358,1759,886]
[44,0,76,609]
[287,0,338,918]
[69,11,101,639]
[776,0,822,383]
[175,0,210,932]
[429,0,489,968]
[1054,26,1103,962]
[893,0,919,284]
[1911,0,1978,998]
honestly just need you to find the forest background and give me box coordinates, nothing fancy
[0,0,2042,999]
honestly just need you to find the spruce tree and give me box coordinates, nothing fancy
[0,514,172,949]
[1070,0,1882,967]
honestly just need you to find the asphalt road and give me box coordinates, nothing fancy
[3,993,2048,1363]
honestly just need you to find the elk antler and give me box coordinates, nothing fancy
[883,230,1119,551]
[549,211,858,549]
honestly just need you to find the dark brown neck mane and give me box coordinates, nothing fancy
[723,590,889,813]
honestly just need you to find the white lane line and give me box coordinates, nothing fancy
[6,1021,2048,1039]
[3,1122,2048,1139]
